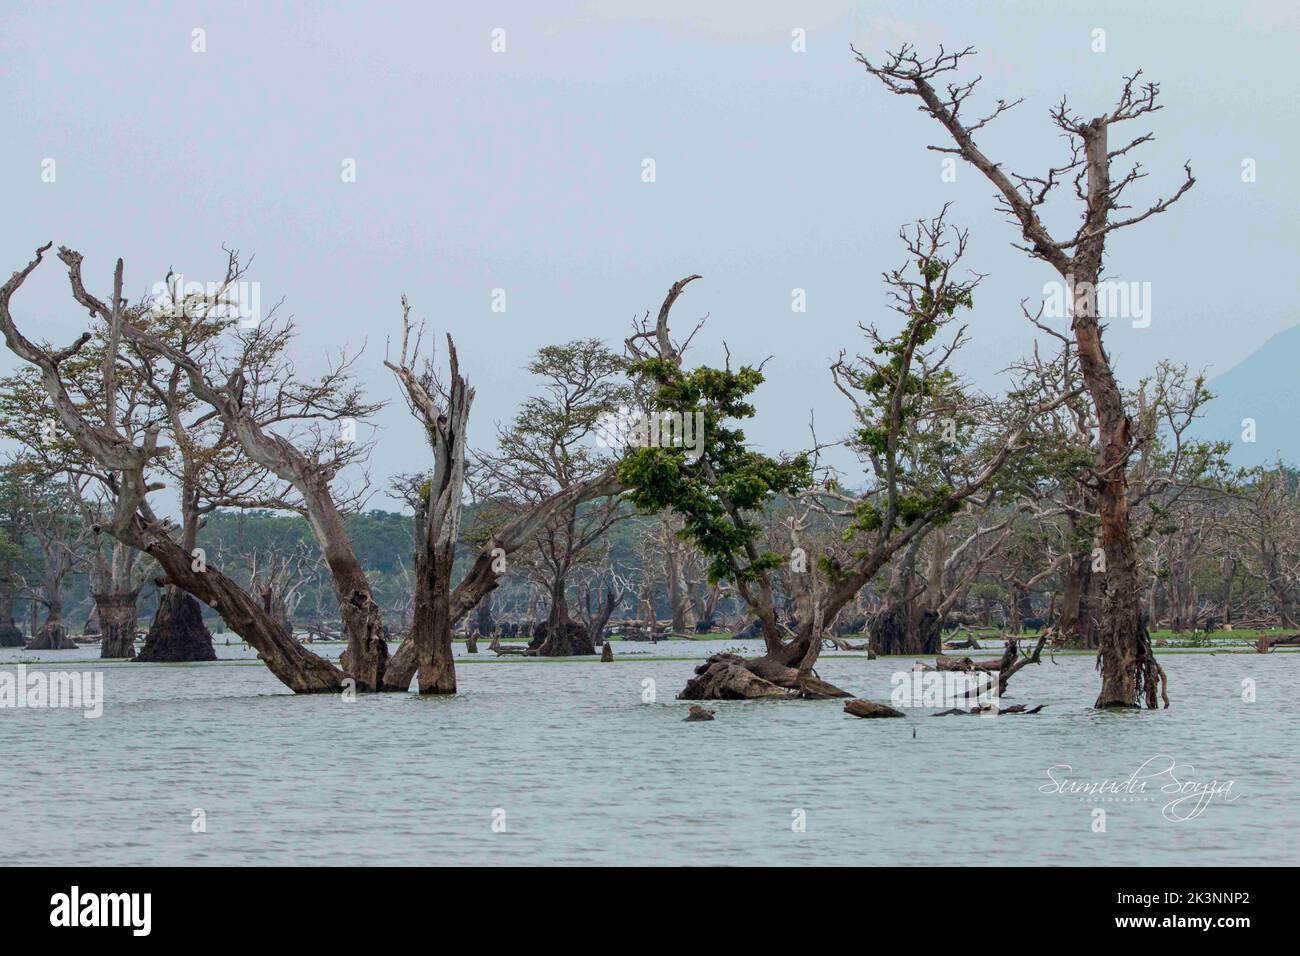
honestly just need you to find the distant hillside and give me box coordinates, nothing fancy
[1194,324,1300,469]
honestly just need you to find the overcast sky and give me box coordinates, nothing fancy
[3,1,1297,507]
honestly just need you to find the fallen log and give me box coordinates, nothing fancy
[931,703,1045,717]
[1257,633,1300,651]
[488,635,533,656]
[844,699,904,719]
[824,636,876,655]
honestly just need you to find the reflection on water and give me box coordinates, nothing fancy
[1,640,1295,865]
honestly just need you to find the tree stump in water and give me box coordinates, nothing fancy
[534,620,595,657]
[678,652,850,701]
[27,621,78,650]
[465,633,479,654]
[685,704,715,721]
[82,606,101,638]
[600,642,613,662]
[844,699,904,718]
[137,588,217,662]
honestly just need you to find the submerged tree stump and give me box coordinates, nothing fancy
[600,642,613,662]
[27,622,78,650]
[678,652,850,701]
[685,704,715,721]
[137,588,217,662]
[532,620,595,657]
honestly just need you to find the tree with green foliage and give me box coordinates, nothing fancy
[473,338,630,655]
[621,217,1076,700]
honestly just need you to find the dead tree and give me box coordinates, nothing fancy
[857,45,1192,707]
[0,245,346,689]
[377,298,631,690]
[126,253,318,662]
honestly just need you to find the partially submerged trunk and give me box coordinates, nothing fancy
[472,592,494,639]
[82,605,102,638]
[95,592,139,659]
[1059,548,1101,649]
[393,330,473,695]
[136,587,217,662]
[869,602,941,656]
[536,584,595,657]
[27,602,77,650]
[405,536,456,693]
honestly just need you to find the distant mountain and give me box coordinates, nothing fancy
[1195,325,1300,468]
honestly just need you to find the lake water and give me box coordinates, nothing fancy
[1,640,1295,866]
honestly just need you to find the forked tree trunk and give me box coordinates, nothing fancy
[586,586,622,649]
[397,333,473,695]
[95,593,139,659]
[137,587,217,662]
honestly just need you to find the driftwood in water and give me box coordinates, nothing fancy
[844,699,904,718]
[488,634,533,657]
[824,636,875,656]
[678,652,850,701]
[931,703,1046,716]
[1256,633,1300,652]
[685,705,715,721]
[943,632,982,650]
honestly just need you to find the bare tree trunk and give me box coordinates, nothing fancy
[95,592,139,659]
[537,577,595,656]
[408,532,457,693]
[1077,125,1161,707]
[1060,552,1101,649]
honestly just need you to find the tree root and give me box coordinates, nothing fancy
[678,652,852,700]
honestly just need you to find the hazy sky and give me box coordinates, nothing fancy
[3,1,1297,507]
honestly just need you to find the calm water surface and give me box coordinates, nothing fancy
[1,640,1294,865]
